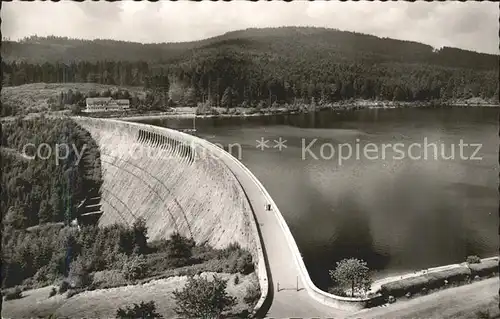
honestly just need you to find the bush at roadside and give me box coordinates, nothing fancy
[3,287,23,301]
[468,258,498,278]
[123,254,148,281]
[327,286,348,297]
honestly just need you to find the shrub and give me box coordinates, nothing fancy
[1,102,17,117]
[218,243,254,275]
[66,288,85,299]
[235,251,254,275]
[49,102,64,111]
[380,266,472,297]
[476,310,492,319]
[59,281,70,293]
[173,275,236,318]
[33,267,49,285]
[3,287,23,301]
[466,255,482,264]
[424,266,471,289]
[68,257,92,288]
[49,287,57,297]
[116,301,163,319]
[131,218,148,255]
[166,233,194,261]
[221,243,242,256]
[240,101,249,108]
[70,104,82,115]
[380,276,428,297]
[196,101,212,115]
[243,280,261,307]
[91,270,128,290]
[327,286,348,297]
[192,244,219,262]
[234,275,240,285]
[110,253,129,271]
[148,239,169,253]
[468,258,498,277]
[123,254,148,281]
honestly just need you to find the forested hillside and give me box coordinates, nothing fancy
[1,117,102,227]
[2,27,498,107]
[1,117,102,288]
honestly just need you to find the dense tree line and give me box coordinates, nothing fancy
[2,27,498,108]
[2,219,254,291]
[1,219,148,289]
[166,49,498,106]
[1,117,106,289]
[4,57,497,110]
[2,60,151,87]
[1,117,102,227]
[3,28,497,69]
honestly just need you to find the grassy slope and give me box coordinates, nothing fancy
[1,83,146,114]
[351,277,499,319]
[3,275,497,318]
[2,273,256,319]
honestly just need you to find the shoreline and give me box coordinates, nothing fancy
[109,101,500,122]
[368,255,499,294]
[2,100,498,123]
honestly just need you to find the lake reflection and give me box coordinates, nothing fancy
[140,107,499,289]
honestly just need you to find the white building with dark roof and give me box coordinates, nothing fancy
[84,97,130,112]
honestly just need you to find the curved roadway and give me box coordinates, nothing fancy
[77,118,492,318]
[212,142,348,318]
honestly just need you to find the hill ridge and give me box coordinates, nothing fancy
[2,26,497,65]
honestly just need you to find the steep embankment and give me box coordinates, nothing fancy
[74,118,256,252]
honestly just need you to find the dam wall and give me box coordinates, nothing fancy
[218,143,377,311]
[74,116,378,315]
[73,117,269,315]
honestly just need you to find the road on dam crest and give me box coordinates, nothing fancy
[218,145,349,318]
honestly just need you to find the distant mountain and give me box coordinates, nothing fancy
[2,27,497,69]
[2,27,498,105]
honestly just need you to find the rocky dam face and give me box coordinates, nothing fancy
[75,118,259,255]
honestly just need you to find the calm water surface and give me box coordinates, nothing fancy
[140,107,498,289]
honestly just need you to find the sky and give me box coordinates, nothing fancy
[2,1,499,54]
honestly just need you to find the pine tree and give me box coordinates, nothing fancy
[221,87,234,111]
